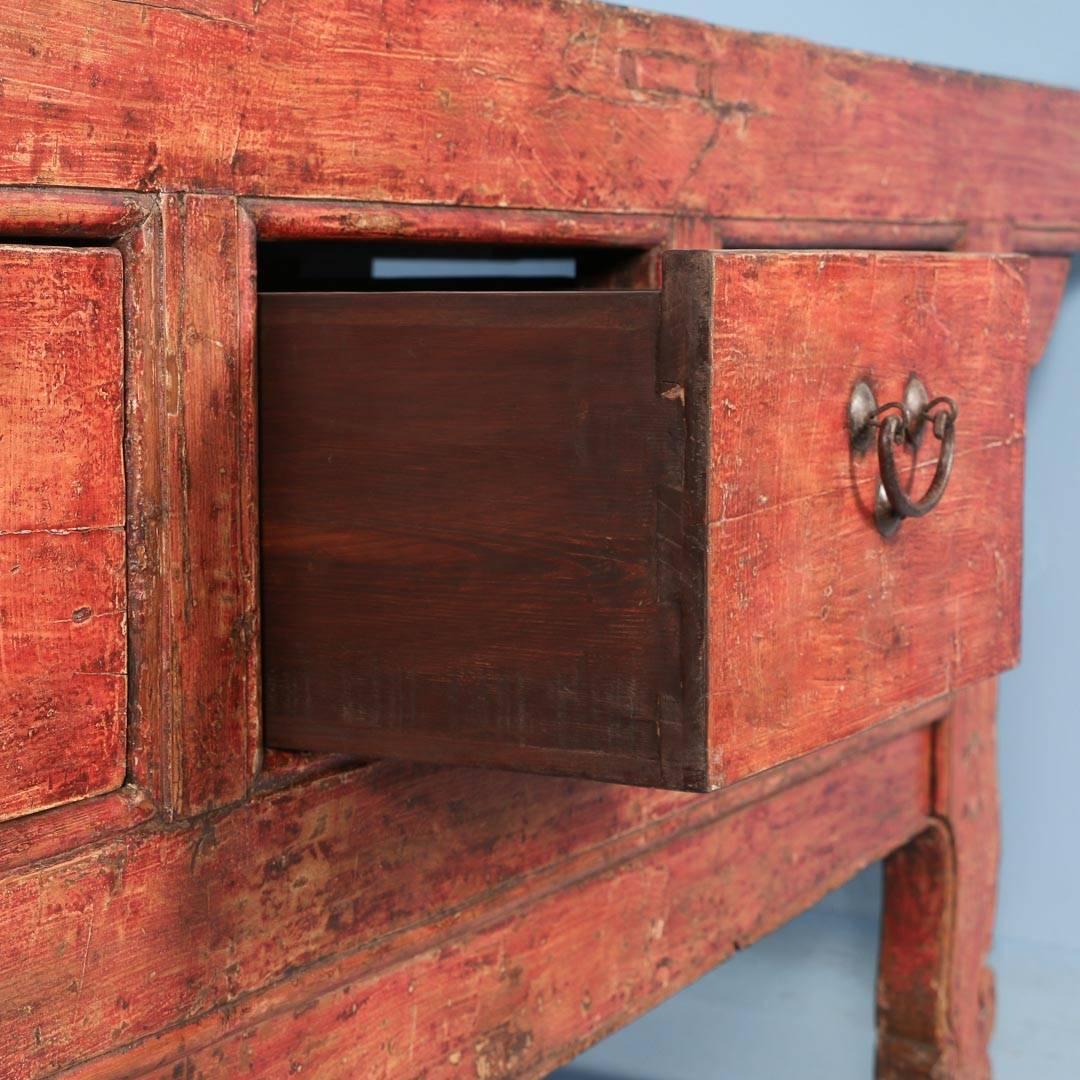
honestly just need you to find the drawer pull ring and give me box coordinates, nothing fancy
[877,395,957,520]
[848,378,958,536]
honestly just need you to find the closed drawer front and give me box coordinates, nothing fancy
[260,250,1028,791]
[0,246,126,821]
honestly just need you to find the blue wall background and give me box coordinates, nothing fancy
[558,1,1079,1075]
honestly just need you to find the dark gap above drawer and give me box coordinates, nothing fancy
[257,240,651,292]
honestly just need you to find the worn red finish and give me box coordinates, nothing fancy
[698,251,1028,784]
[877,680,1002,1078]
[135,195,261,817]
[0,787,153,876]
[0,246,126,822]
[0,188,145,239]
[38,715,933,1080]
[1025,256,1073,365]
[0,0,1076,1076]
[1,1,1078,237]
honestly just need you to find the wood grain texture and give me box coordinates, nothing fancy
[876,680,1000,1079]
[120,200,258,815]
[260,290,688,786]
[147,195,259,817]
[9,723,930,1080]
[0,1,1076,238]
[693,251,1029,785]
[120,206,170,808]
[265,253,1029,791]
[0,787,153,876]
[714,217,964,251]
[246,198,672,248]
[0,247,124,533]
[1025,256,1073,365]
[0,246,126,822]
[0,532,127,824]
[0,187,147,239]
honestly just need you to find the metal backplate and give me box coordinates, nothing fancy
[903,375,930,448]
[848,379,878,454]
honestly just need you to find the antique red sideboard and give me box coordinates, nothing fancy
[0,2,1077,1077]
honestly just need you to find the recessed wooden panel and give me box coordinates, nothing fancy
[0,246,125,821]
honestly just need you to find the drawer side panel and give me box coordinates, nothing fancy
[260,290,689,786]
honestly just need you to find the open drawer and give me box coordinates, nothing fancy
[259,251,1029,791]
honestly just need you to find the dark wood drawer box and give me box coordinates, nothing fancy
[260,250,1028,791]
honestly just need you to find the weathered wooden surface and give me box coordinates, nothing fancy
[0,0,1074,1073]
[143,195,260,817]
[0,1,1077,239]
[695,251,1029,785]
[18,721,930,1080]
[246,197,672,248]
[0,187,146,239]
[0,248,125,533]
[261,290,694,786]
[1026,256,1073,365]
[0,787,153,875]
[0,246,126,822]
[877,680,1001,1079]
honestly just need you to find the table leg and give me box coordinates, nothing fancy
[876,680,1000,1078]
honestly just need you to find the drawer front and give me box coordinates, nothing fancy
[683,250,1028,785]
[260,250,1028,791]
[0,246,126,821]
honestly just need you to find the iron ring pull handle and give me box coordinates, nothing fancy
[875,396,958,520]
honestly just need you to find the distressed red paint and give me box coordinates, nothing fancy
[0,1,1075,1077]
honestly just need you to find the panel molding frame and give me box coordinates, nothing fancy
[0,189,153,829]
